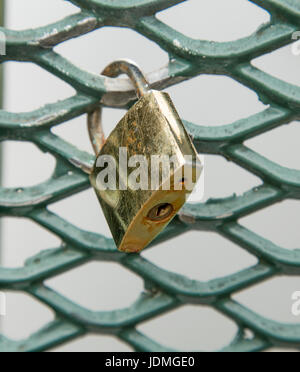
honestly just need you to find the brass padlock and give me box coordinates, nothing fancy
[88,60,202,253]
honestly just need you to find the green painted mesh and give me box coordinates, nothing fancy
[1,0,300,352]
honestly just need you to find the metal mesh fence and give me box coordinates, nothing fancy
[0,0,300,352]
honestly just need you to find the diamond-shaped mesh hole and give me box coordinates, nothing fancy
[3,62,76,113]
[201,155,262,203]
[51,115,93,154]
[252,44,300,87]
[233,277,300,323]
[1,291,54,341]
[240,200,300,250]
[1,217,61,268]
[143,231,257,281]
[157,0,270,41]
[101,107,128,139]
[1,142,56,188]
[52,108,128,153]
[138,305,238,351]
[48,189,112,237]
[246,121,300,170]
[55,27,169,75]
[165,75,267,126]
[7,0,79,30]
[46,262,144,311]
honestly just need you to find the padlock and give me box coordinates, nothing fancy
[88,60,202,253]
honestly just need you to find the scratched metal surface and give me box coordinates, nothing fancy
[1,0,300,352]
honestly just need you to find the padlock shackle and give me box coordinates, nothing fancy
[88,60,150,155]
[102,60,150,98]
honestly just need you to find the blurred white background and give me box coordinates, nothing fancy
[1,0,300,352]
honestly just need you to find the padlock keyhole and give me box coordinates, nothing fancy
[147,203,174,222]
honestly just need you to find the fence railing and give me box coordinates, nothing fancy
[0,0,300,352]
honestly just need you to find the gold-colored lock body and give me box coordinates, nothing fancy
[89,61,201,253]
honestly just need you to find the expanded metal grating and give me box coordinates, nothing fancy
[0,0,300,352]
